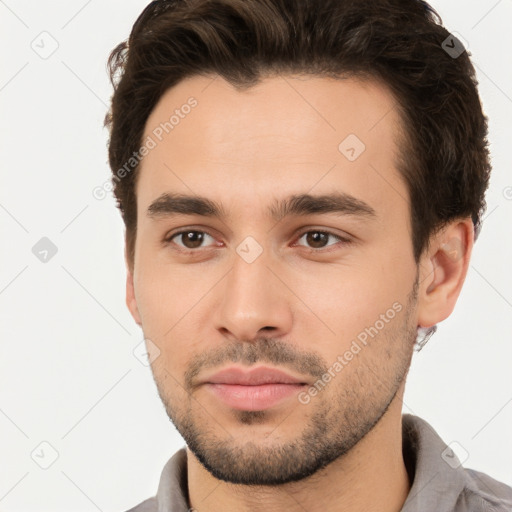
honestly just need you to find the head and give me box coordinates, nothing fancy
[104,0,490,485]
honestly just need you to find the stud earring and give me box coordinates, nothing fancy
[414,325,437,352]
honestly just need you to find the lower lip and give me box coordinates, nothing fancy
[205,383,306,411]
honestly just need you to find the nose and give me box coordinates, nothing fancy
[213,246,293,342]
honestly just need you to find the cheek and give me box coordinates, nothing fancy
[134,248,190,324]
[136,276,171,329]
[295,263,400,323]
[292,263,411,371]
[134,259,206,361]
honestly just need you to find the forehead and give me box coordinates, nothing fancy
[136,74,408,223]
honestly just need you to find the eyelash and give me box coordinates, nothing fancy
[163,228,352,254]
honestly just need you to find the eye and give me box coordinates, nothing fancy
[165,230,217,250]
[164,228,352,253]
[294,230,351,251]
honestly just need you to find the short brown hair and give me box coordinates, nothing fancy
[104,0,491,271]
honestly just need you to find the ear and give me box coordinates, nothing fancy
[417,218,474,328]
[125,245,142,327]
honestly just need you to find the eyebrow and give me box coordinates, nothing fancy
[146,192,377,222]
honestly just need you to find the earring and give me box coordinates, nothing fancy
[414,325,437,352]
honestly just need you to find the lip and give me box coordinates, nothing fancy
[205,383,306,411]
[201,366,308,411]
[203,366,308,386]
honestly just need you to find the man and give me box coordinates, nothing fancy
[104,0,512,510]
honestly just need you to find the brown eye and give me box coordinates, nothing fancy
[295,230,349,250]
[168,230,215,250]
[304,231,329,249]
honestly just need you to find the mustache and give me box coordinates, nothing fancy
[184,337,328,390]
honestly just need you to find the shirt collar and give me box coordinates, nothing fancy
[400,413,467,511]
[155,446,189,512]
[154,414,474,512]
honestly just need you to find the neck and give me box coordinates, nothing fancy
[187,389,411,512]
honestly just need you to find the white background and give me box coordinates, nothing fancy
[1,0,511,510]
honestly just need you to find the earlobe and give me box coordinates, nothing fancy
[417,219,474,329]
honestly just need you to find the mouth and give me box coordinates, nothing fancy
[201,365,309,411]
[204,382,307,411]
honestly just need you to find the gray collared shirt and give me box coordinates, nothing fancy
[126,414,512,511]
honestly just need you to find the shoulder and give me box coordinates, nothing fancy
[456,467,512,511]
[123,496,158,512]
[400,414,512,512]
[121,447,189,512]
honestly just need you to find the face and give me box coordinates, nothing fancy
[127,74,420,485]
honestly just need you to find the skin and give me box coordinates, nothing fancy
[125,74,474,512]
